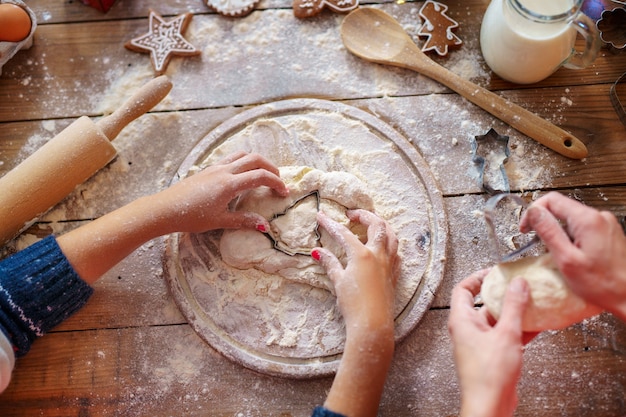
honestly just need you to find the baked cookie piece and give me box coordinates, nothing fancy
[206,0,261,17]
[293,0,358,19]
[418,0,462,56]
[125,10,200,75]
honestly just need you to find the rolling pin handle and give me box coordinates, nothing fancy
[97,75,173,141]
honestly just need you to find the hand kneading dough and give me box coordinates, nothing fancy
[481,253,603,332]
[220,166,374,292]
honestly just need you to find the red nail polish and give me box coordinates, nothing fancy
[256,224,267,233]
[311,249,321,261]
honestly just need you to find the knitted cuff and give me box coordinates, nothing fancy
[311,406,347,417]
[0,235,93,356]
[0,331,15,393]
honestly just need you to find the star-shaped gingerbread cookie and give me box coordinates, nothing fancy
[125,10,200,75]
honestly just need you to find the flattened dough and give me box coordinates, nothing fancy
[481,253,603,332]
[220,166,374,291]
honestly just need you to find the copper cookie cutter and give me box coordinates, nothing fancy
[484,193,541,263]
[264,190,322,256]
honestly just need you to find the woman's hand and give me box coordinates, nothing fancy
[448,270,531,417]
[520,192,626,321]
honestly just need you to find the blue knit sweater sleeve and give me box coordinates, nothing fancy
[0,235,93,356]
[311,406,347,417]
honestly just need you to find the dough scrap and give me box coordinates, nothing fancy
[481,253,603,332]
[220,166,374,291]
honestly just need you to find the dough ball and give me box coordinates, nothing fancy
[220,166,375,291]
[481,253,603,332]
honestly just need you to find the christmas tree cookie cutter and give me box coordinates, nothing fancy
[264,190,322,256]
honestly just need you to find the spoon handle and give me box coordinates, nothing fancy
[404,54,588,159]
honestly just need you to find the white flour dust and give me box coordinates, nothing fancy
[166,104,443,376]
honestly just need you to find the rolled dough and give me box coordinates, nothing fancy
[481,253,603,332]
[220,166,374,292]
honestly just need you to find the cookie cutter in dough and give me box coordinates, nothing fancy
[164,97,448,379]
[472,128,511,195]
[484,193,541,263]
[265,190,321,256]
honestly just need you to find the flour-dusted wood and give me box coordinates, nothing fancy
[340,8,588,159]
[0,116,116,245]
[1,0,626,415]
[0,76,171,246]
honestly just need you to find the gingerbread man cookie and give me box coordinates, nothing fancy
[418,0,462,56]
[293,0,358,19]
[125,10,200,75]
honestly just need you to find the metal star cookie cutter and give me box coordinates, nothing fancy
[264,190,321,256]
[472,128,511,195]
[484,193,541,263]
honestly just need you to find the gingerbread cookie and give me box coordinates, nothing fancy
[418,0,462,56]
[206,0,260,17]
[293,0,358,19]
[125,10,200,75]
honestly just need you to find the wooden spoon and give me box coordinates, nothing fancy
[340,8,588,159]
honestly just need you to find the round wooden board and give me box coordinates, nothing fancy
[163,98,448,378]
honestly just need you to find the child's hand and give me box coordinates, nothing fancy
[57,152,287,283]
[313,209,398,417]
[313,209,398,336]
[152,151,289,235]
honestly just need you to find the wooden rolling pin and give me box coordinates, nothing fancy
[0,75,173,246]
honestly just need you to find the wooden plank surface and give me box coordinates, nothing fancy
[2,87,626,200]
[1,0,626,415]
[1,311,624,417]
[2,2,626,122]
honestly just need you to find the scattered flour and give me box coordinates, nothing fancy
[165,102,445,377]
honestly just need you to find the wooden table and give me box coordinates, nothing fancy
[1,0,626,415]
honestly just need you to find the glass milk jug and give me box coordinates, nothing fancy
[480,0,601,84]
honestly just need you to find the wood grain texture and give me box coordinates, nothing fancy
[0,312,623,416]
[1,0,626,415]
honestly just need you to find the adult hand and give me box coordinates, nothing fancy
[520,192,626,321]
[153,151,289,235]
[313,209,398,417]
[448,270,531,417]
